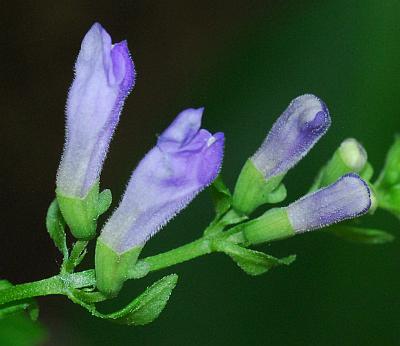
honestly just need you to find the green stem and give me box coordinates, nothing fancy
[64,240,89,273]
[137,238,214,273]
[0,216,247,307]
[0,270,95,306]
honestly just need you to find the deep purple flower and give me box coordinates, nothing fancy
[99,108,224,253]
[287,173,371,233]
[57,23,135,198]
[251,94,331,179]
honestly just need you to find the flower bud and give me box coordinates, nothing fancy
[339,138,368,172]
[56,23,135,239]
[315,138,368,189]
[242,174,371,244]
[287,173,371,233]
[233,94,330,214]
[96,108,224,296]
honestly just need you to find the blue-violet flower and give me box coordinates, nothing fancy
[287,173,371,233]
[99,107,224,253]
[57,22,135,198]
[251,94,331,179]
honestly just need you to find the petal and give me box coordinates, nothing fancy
[99,109,224,253]
[251,94,331,178]
[158,108,204,149]
[287,173,371,233]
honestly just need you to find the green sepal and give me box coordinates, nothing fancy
[45,199,68,259]
[95,240,142,297]
[210,175,232,217]
[0,280,39,321]
[242,208,295,245]
[215,241,295,276]
[69,274,178,326]
[56,183,99,239]
[330,225,394,244]
[233,159,284,215]
[263,183,287,204]
[97,189,112,216]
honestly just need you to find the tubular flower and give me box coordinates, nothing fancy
[57,22,135,198]
[99,108,224,252]
[251,94,331,179]
[286,173,371,233]
[55,23,135,239]
[233,94,331,214]
[242,173,371,245]
[96,108,224,296]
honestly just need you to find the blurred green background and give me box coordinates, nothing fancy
[1,1,399,345]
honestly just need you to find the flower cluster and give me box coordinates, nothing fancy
[50,23,379,312]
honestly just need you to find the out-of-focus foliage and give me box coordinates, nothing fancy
[0,313,47,346]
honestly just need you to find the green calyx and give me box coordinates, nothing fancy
[241,208,295,245]
[232,159,286,215]
[56,183,112,240]
[95,239,142,298]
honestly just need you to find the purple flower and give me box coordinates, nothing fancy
[287,173,371,233]
[251,94,331,179]
[99,108,224,253]
[56,23,135,198]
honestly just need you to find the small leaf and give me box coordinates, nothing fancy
[331,225,395,244]
[210,175,232,217]
[46,199,68,259]
[109,274,178,325]
[69,274,178,326]
[97,189,112,216]
[216,241,295,276]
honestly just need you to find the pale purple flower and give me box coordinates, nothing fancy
[57,23,135,197]
[99,108,224,253]
[251,94,330,179]
[287,173,371,233]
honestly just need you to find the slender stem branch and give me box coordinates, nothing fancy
[0,217,246,307]
[138,238,214,273]
[64,240,89,273]
[0,270,96,306]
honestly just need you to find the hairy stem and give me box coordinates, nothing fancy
[137,238,214,273]
[0,227,246,306]
[0,270,95,306]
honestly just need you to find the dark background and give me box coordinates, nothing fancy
[1,1,400,345]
